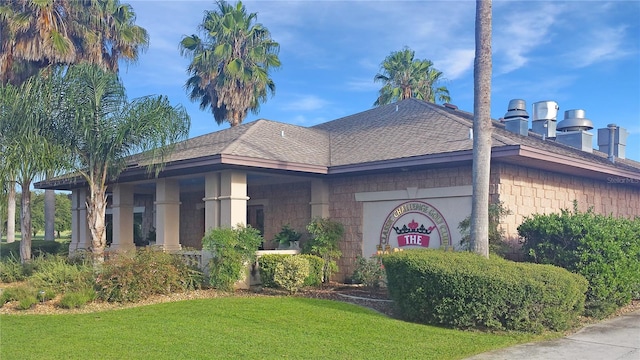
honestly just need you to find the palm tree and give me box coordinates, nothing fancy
[470,0,492,258]
[54,64,190,262]
[180,0,281,127]
[374,47,451,106]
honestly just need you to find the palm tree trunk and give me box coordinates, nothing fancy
[44,189,55,241]
[87,184,108,263]
[19,183,32,262]
[471,0,492,258]
[7,182,16,243]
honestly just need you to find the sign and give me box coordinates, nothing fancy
[379,201,451,249]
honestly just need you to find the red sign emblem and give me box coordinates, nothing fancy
[394,219,436,247]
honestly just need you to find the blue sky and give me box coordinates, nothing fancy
[123,0,640,161]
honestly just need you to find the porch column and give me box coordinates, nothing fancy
[310,179,330,218]
[203,172,221,231]
[70,188,91,254]
[219,170,249,227]
[110,184,135,252]
[155,178,181,251]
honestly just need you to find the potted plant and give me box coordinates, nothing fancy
[273,224,302,249]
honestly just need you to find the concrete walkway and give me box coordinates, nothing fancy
[465,310,640,360]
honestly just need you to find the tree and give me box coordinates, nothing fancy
[470,0,492,258]
[54,193,72,238]
[54,64,190,262]
[180,0,281,127]
[374,47,451,106]
[0,75,66,262]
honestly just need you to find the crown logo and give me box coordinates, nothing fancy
[393,220,436,235]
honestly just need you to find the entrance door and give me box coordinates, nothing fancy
[247,205,265,249]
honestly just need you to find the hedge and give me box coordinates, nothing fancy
[0,240,66,259]
[258,254,323,288]
[382,249,587,333]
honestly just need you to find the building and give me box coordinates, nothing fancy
[36,99,640,280]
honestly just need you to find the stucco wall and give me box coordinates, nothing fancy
[495,163,640,240]
[248,181,311,249]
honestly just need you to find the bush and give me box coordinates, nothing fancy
[299,254,323,286]
[258,254,290,288]
[17,295,38,310]
[96,248,203,302]
[0,240,65,260]
[519,204,640,318]
[202,225,262,292]
[352,255,386,289]
[58,288,96,309]
[1,285,42,310]
[458,202,512,256]
[305,218,344,283]
[274,256,310,294]
[0,256,31,283]
[383,249,588,333]
[27,255,94,293]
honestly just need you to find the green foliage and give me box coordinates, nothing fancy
[383,249,588,333]
[273,224,301,246]
[1,285,36,306]
[519,204,640,318]
[96,248,203,302]
[27,254,94,293]
[0,256,31,283]
[58,288,96,309]
[17,295,38,310]
[305,218,344,283]
[274,256,310,294]
[202,225,263,292]
[458,202,512,256]
[352,255,386,289]
[299,254,324,287]
[54,193,72,237]
[258,254,323,288]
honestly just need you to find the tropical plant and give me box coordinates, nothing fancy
[470,0,493,258]
[52,64,190,263]
[305,218,344,283]
[201,225,263,291]
[273,224,301,248]
[180,0,281,127]
[373,47,450,106]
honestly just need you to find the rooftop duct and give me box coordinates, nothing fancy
[503,99,529,136]
[598,124,628,161]
[555,109,594,153]
[531,100,559,139]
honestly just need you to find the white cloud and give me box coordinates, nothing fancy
[435,49,475,80]
[571,26,630,68]
[280,94,329,112]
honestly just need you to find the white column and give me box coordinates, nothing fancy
[155,178,181,251]
[219,170,249,228]
[110,184,136,252]
[310,179,330,218]
[70,188,91,254]
[203,172,220,232]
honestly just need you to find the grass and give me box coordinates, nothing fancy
[0,297,546,360]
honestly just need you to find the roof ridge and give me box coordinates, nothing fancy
[221,120,264,153]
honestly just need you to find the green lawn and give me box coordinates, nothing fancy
[0,297,544,360]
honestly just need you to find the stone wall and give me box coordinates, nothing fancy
[248,181,311,249]
[495,163,640,239]
[328,166,473,280]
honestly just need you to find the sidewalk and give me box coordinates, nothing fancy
[465,309,640,360]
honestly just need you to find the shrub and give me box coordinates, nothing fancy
[258,254,290,288]
[305,218,344,283]
[274,256,310,294]
[0,240,64,260]
[352,255,386,289]
[96,248,203,302]
[299,254,323,287]
[202,225,262,292]
[27,255,94,293]
[383,249,587,333]
[58,288,96,309]
[519,204,640,318]
[17,295,38,310]
[0,256,31,283]
[273,224,301,248]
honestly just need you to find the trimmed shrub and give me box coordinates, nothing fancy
[299,254,323,287]
[202,225,263,292]
[383,249,587,333]
[96,248,203,302]
[258,254,290,288]
[274,256,310,294]
[519,205,640,318]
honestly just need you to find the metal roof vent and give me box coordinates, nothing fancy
[531,101,559,139]
[503,99,529,136]
[557,109,593,132]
